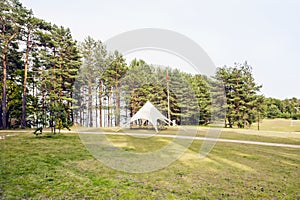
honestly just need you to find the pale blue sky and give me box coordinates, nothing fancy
[21,0,300,99]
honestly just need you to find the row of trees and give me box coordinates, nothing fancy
[264,97,300,119]
[76,41,300,129]
[1,0,299,130]
[75,48,206,127]
[0,0,81,132]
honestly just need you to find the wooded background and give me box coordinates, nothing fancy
[1,0,299,130]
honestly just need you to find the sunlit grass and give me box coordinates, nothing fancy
[74,124,300,145]
[250,118,300,132]
[0,131,299,199]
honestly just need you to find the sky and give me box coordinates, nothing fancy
[20,0,300,99]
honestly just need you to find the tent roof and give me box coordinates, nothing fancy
[130,101,169,132]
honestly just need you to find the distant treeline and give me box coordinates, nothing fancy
[264,98,300,120]
[0,0,299,131]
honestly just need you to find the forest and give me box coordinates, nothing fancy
[1,0,299,131]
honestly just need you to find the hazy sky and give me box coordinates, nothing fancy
[21,0,300,99]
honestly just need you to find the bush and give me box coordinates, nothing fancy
[291,113,300,120]
[267,105,281,119]
[280,112,291,119]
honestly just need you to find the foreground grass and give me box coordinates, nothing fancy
[0,132,299,199]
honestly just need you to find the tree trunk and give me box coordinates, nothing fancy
[59,49,63,101]
[99,81,103,127]
[2,52,7,129]
[67,100,71,124]
[115,75,120,126]
[1,22,18,129]
[80,107,83,126]
[0,104,2,128]
[88,82,93,127]
[110,88,114,127]
[21,33,31,128]
[257,110,260,131]
[42,90,45,127]
[107,92,110,127]
[70,92,73,125]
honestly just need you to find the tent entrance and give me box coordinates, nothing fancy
[129,119,167,131]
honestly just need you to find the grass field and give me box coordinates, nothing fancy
[0,128,299,199]
[250,118,300,132]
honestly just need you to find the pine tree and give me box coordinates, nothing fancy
[32,24,80,132]
[76,37,107,127]
[102,51,127,126]
[0,0,24,128]
[190,74,211,125]
[215,62,261,128]
[19,9,47,127]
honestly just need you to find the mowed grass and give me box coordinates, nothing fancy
[250,118,300,132]
[0,131,299,199]
[77,125,300,145]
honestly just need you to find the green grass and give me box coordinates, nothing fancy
[0,131,299,199]
[76,118,300,146]
[75,125,300,145]
[250,118,300,132]
[208,129,300,145]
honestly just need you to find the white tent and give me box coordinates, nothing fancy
[130,101,170,132]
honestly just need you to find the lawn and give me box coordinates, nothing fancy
[0,130,299,199]
[76,125,300,146]
[250,118,300,132]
